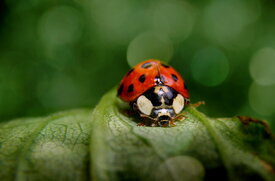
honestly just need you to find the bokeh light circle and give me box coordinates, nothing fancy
[88,0,144,45]
[203,0,260,45]
[38,5,83,46]
[155,156,204,181]
[191,48,230,87]
[249,82,275,116]
[127,32,173,67]
[151,1,195,42]
[249,47,275,86]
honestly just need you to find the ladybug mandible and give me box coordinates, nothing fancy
[118,59,190,127]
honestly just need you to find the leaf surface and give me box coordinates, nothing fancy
[0,109,92,181]
[91,89,275,181]
[0,89,274,181]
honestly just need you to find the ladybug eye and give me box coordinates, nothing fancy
[172,94,184,114]
[137,95,153,115]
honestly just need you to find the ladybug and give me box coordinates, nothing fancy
[118,59,190,127]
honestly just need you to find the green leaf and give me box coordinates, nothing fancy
[91,89,275,181]
[0,89,275,181]
[0,109,92,181]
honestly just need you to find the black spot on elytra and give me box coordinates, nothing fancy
[141,62,152,69]
[184,83,188,90]
[161,63,170,68]
[127,84,134,92]
[171,74,178,82]
[126,68,134,76]
[118,84,124,95]
[138,74,146,83]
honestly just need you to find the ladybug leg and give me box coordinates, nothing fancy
[151,121,158,127]
[175,112,187,121]
[137,122,146,126]
[169,120,177,127]
[150,118,160,127]
[190,101,205,108]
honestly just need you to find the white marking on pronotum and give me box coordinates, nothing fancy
[137,95,153,115]
[160,97,165,105]
[157,109,170,116]
[173,94,185,114]
[154,86,169,94]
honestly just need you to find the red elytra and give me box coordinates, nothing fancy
[118,59,190,102]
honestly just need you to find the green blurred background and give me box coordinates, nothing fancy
[0,0,275,131]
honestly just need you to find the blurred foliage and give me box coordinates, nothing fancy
[0,0,275,131]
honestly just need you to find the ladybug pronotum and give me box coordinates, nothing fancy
[118,59,190,127]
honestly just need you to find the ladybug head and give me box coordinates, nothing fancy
[133,85,185,126]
